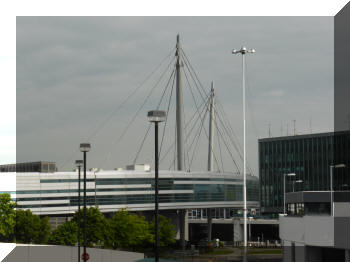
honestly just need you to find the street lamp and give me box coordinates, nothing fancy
[284,173,296,214]
[232,46,255,255]
[80,143,91,261]
[330,164,346,216]
[75,159,83,262]
[148,110,166,262]
[292,179,303,192]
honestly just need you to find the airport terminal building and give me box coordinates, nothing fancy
[1,164,260,243]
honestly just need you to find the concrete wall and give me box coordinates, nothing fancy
[334,217,350,249]
[304,216,334,246]
[334,203,350,217]
[279,215,305,245]
[3,245,143,262]
[233,219,243,242]
[279,215,334,247]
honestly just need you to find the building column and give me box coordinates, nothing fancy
[345,249,350,262]
[282,240,293,262]
[179,209,188,249]
[207,208,212,241]
[294,242,306,262]
[233,219,243,243]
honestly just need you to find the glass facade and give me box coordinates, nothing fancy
[188,207,256,219]
[9,171,260,214]
[259,131,350,217]
[0,161,56,173]
[287,202,331,216]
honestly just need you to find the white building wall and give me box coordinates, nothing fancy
[334,203,350,217]
[279,215,334,247]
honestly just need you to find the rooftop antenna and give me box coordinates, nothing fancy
[293,120,296,136]
[280,122,283,136]
[309,117,312,134]
[286,123,289,136]
[268,122,271,138]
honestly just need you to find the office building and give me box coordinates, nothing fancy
[259,131,350,217]
[0,161,57,173]
[280,191,350,261]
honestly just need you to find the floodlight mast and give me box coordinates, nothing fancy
[232,46,255,260]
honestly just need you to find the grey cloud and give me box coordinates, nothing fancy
[17,17,333,175]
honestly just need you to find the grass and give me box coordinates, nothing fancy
[204,248,234,255]
[247,248,282,255]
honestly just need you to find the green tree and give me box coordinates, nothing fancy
[150,215,176,247]
[15,209,51,244]
[0,193,16,242]
[49,221,77,246]
[105,210,153,250]
[72,207,107,247]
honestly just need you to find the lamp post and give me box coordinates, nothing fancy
[75,160,83,262]
[80,143,91,261]
[292,179,303,192]
[330,164,346,216]
[148,110,166,262]
[284,173,296,214]
[232,46,255,256]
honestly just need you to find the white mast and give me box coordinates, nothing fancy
[207,82,215,172]
[176,34,185,171]
[232,46,255,260]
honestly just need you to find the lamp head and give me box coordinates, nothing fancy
[75,160,83,167]
[80,143,91,152]
[287,173,296,177]
[147,110,166,123]
[334,164,346,168]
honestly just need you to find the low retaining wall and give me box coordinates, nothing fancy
[3,244,144,262]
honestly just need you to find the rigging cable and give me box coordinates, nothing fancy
[133,67,176,165]
[166,95,210,170]
[159,67,176,158]
[160,91,210,165]
[101,57,176,167]
[213,109,240,172]
[58,47,176,171]
[182,58,221,171]
[216,107,225,173]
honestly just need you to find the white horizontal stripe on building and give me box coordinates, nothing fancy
[28,201,260,215]
[95,190,194,196]
[15,192,96,198]
[16,199,70,205]
[95,184,152,189]
[173,181,243,185]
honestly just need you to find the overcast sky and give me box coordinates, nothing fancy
[16,17,333,175]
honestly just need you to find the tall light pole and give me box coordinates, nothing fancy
[330,164,346,216]
[75,159,83,262]
[284,173,296,214]
[232,46,255,255]
[148,110,166,262]
[80,143,91,261]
